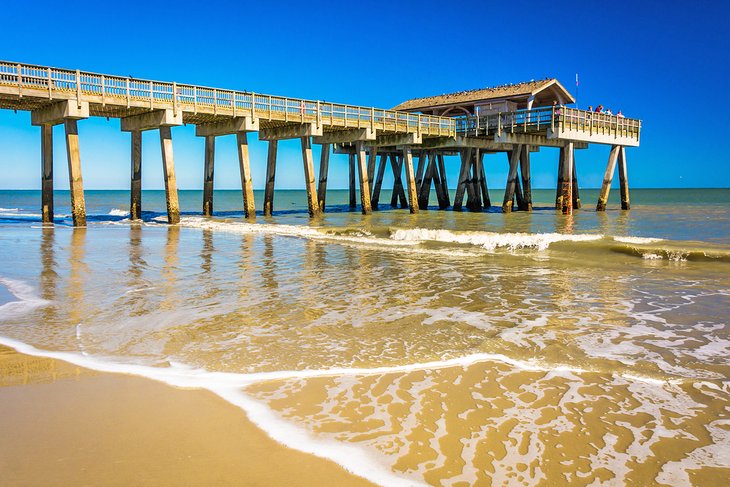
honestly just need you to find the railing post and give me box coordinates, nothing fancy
[358,107,361,129]
[285,97,288,122]
[344,105,348,128]
[101,75,105,106]
[498,112,502,136]
[149,80,153,109]
[233,91,237,117]
[417,114,421,136]
[268,95,272,120]
[47,67,52,100]
[126,78,130,108]
[551,106,555,132]
[589,112,593,135]
[213,88,217,115]
[17,63,22,98]
[251,91,256,118]
[76,69,82,107]
[370,107,374,131]
[317,101,322,128]
[172,81,178,116]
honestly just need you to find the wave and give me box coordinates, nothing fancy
[613,236,664,244]
[0,278,50,318]
[611,243,730,263]
[108,208,130,217]
[179,217,420,248]
[390,228,604,251]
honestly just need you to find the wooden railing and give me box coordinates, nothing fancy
[455,106,641,141]
[555,107,641,139]
[0,62,642,142]
[0,61,457,137]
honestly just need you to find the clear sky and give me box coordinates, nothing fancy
[1,0,728,190]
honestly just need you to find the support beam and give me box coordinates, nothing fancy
[429,151,447,209]
[159,126,180,224]
[436,153,450,209]
[355,141,372,215]
[41,124,53,224]
[477,150,490,208]
[263,140,278,216]
[596,145,620,211]
[131,130,143,220]
[313,127,376,144]
[453,148,472,211]
[561,142,575,215]
[317,143,330,211]
[502,146,522,213]
[259,123,322,141]
[514,171,525,211]
[418,152,435,210]
[236,132,256,219]
[618,147,630,210]
[414,151,427,194]
[121,109,182,132]
[32,101,89,126]
[348,153,357,209]
[519,145,532,211]
[572,160,581,210]
[371,154,388,210]
[402,146,419,214]
[468,150,483,211]
[390,155,407,208]
[556,147,566,209]
[300,137,320,217]
[64,119,86,227]
[375,132,421,147]
[195,117,259,137]
[367,147,378,184]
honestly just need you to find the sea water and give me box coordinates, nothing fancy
[1,188,729,485]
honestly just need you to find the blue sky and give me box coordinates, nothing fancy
[1,0,728,190]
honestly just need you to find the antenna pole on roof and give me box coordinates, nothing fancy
[575,73,579,108]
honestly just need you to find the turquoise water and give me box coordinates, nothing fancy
[2,188,730,243]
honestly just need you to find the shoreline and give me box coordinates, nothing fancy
[0,345,373,486]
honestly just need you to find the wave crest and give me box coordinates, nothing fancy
[390,228,603,251]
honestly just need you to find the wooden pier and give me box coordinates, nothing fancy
[0,62,641,225]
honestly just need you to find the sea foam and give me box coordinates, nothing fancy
[389,228,603,251]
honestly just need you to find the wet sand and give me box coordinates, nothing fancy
[0,346,373,486]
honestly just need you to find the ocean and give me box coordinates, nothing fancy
[1,188,729,485]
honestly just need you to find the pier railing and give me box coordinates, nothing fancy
[455,106,641,142]
[0,62,641,143]
[0,61,457,137]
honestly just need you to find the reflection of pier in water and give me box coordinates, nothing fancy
[0,347,85,387]
[1,61,640,226]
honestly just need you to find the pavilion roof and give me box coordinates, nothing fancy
[392,78,575,111]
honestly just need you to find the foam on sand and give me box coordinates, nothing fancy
[1,276,727,485]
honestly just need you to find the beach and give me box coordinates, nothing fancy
[1,188,729,485]
[0,346,371,486]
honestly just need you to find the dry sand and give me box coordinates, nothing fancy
[0,346,374,486]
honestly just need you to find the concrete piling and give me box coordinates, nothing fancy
[41,124,53,224]
[130,130,142,220]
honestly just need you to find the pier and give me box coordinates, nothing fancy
[0,62,641,226]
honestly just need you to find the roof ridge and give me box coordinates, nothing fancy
[391,78,566,111]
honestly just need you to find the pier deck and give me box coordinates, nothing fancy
[0,61,641,224]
